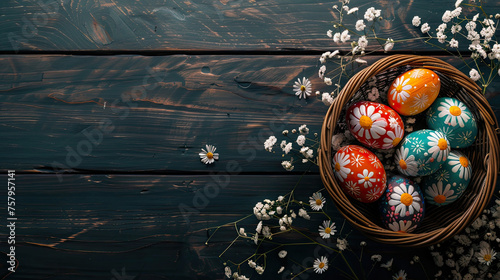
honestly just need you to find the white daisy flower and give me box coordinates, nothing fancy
[371,255,382,262]
[393,269,407,280]
[199,144,219,164]
[448,152,471,180]
[309,192,326,211]
[293,77,312,99]
[390,76,412,103]
[388,220,417,233]
[475,245,497,265]
[395,147,419,176]
[350,104,387,140]
[425,181,457,205]
[388,183,422,217]
[313,256,329,274]
[344,180,360,197]
[318,220,336,239]
[357,169,376,188]
[383,125,404,149]
[333,151,351,182]
[427,130,450,162]
[437,98,471,128]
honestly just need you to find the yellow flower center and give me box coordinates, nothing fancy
[396,277,403,280]
[438,138,448,150]
[399,159,407,170]
[459,156,469,167]
[397,230,406,234]
[364,176,370,181]
[449,106,462,116]
[434,194,447,204]
[396,84,403,92]
[484,254,492,262]
[359,115,373,129]
[318,262,325,269]
[392,137,402,146]
[325,227,331,234]
[316,199,323,206]
[206,152,214,159]
[400,193,413,206]
[335,162,341,172]
[300,85,306,91]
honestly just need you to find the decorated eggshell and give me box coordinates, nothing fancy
[395,129,450,176]
[346,101,404,149]
[333,145,387,203]
[388,68,440,116]
[379,175,425,233]
[426,97,478,148]
[421,151,472,206]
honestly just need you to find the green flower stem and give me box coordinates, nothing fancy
[290,267,313,279]
[219,235,240,258]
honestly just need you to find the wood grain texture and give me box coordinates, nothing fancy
[0,174,439,279]
[1,54,499,174]
[2,0,499,51]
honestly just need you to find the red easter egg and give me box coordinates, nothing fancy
[387,68,440,116]
[333,145,387,203]
[346,101,404,149]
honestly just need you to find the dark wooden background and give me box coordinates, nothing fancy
[1,0,499,279]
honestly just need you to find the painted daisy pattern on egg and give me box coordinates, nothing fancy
[349,103,387,140]
[388,183,422,217]
[395,147,419,176]
[437,98,470,128]
[382,125,404,149]
[447,152,472,180]
[390,76,412,103]
[357,169,376,189]
[333,151,351,182]
[426,130,450,162]
[424,181,458,206]
[387,220,417,233]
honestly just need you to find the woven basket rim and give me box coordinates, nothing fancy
[318,54,500,247]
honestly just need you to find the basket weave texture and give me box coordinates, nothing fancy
[319,54,500,247]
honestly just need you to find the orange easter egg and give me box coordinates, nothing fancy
[387,68,440,116]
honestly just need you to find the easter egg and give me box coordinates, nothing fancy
[379,175,425,233]
[333,145,387,203]
[421,151,472,206]
[388,68,440,116]
[426,97,478,148]
[346,101,404,149]
[395,129,450,176]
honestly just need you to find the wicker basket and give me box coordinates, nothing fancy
[318,54,499,247]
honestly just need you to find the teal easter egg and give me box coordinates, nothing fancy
[421,151,472,206]
[379,175,425,233]
[395,129,450,176]
[426,97,478,148]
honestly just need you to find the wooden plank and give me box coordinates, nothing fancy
[0,174,444,279]
[1,0,499,51]
[1,54,499,173]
